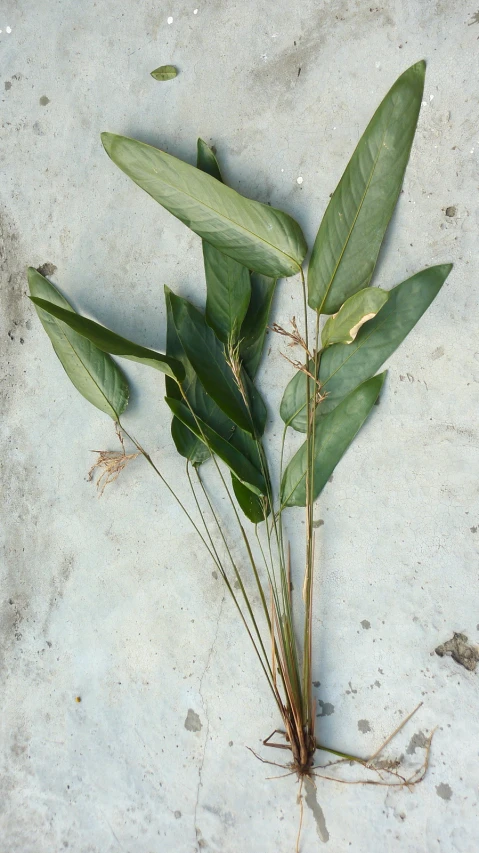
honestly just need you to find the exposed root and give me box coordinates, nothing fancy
[88,424,139,496]
[250,702,434,787]
[249,728,433,788]
[295,778,304,853]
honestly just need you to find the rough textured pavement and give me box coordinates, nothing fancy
[1,1,478,851]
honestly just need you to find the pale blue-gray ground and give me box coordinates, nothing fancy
[1,1,478,850]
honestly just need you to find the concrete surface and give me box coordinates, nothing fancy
[1,1,479,851]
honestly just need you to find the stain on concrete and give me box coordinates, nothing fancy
[174,810,181,819]
[406,731,427,755]
[317,700,334,717]
[445,205,456,217]
[361,619,371,629]
[471,526,477,533]
[435,632,479,672]
[358,719,371,733]
[468,12,479,25]
[39,96,50,106]
[185,708,202,732]
[32,121,45,136]
[5,81,11,90]
[312,518,324,528]
[431,346,445,360]
[36,262,57,277]
[436,783,452,800]
[304,777,329,843]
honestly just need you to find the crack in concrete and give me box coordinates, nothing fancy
[194,593,225,851]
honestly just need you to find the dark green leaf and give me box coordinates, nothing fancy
[319,264,452,415]
[308,61,426,314]
[101,133,307,278]
[30,297,184,381]
[28,268,129,420]
[196,138,222,179]
[171,417,210,466]
[281,373,386,507]
[150,65,177,81]
[168,291,266,436]
[165,397,266,495]
[239,274,277,378]
[231,475,269,523]
[281,264,451,431]
[196,139,251,344]
[165,284,227,466]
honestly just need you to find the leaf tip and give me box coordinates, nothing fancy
[101,132,116,156]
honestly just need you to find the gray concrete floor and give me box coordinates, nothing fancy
[1,1,479,851]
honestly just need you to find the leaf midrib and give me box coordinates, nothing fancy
[317,100,395,313]
[130,141,301,270]
[48,313,121,418]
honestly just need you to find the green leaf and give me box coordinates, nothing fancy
[196,139,251,344]
[308,61,426,314]
[150,65,177,81]
[168,291,266,436]
[165,397,266,495]
[165,284,227,466]
[28,268,129,420]
[196,138,222,180]
[231,475,268,523]
[321,287,389,347]
[101,133,307,278]
[281,373,386,507]
[171,417,211,466]
[319,264,452,416]
[280,264,451,431]
[29,297,185,381]
[239,274,277,378]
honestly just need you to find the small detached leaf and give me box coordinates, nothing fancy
[321,287,389,347]
[150,65,177,81]
[28,268,129,421]
[281,373,386,507]
[29,297,185,381]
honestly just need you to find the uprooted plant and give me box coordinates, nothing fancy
[29,60,451,821]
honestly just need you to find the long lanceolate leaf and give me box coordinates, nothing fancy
[29,296,185,381]
[281,373,386,507]
[165,398,266,495]
[197,139,252,344]
[28,268,129,420]
[165,284,230,466]
[308,61,426,314]
[280,264,452,431]
[165,286,271,514]
[101,133,307,278]
[239,273,277,378]
[168,292,267,437]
